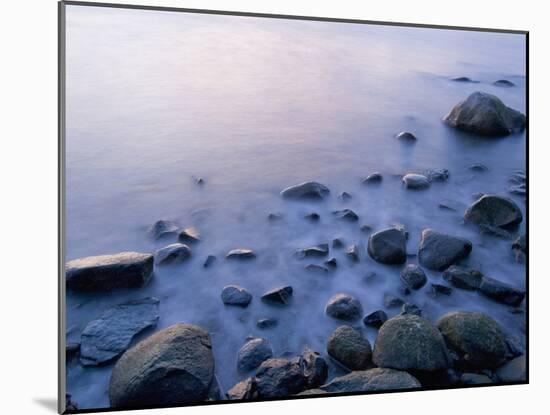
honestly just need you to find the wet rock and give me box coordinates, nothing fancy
[66,343,80,360]
[109,323,214,407]
[300,347,328,388]
[178,227,200,244]
[226,249,256,260]
[332,238,344,249]
[327,325,372,370]
[460,373,494,385]
[237,338,273,373]
[465,194,523,229]
[281,181,330,200]
[80,298,160,366]
[338,191,352,201]
[320,368,421,393]
[226,377,258,400]
[505,335,526,358]
[257,318,277,329]
[373,314,450,371]
[346,244,360,262]
[324,258,338,268]
[452,76,477,83]
[431,283,453,296]
[400,264,427,290]
[255,358,307,398]
[203,255,216,268]
[438,200,461,211]
[512,234,526,262]
[495,355,526,382]
[295,388,326,396]
[468,163,489,172]
[402,173,430,190]
[360,224,373,233]
[148,220,178,240]
[363,310,388,328]
[66,252,154,292]
[418,229,472,271]
[384,294,405,309]
[367,227,407,265]
[395,131,417,141]
[362,172,383,184]
[305,212,320,222]
[261,286,293,305]
[426,168,450,182]
[325,293,363,321]
[333,209,359,222]
[305,264,329,274]
[509,183,526,196]
[268,213,283,221]
[478,277,525,306]
[437,311,508,369]
[442,265,483,290]
[221,285,253,307]
[66,394,78,412]
[443,92,526,136]
[400,303,422,316]
[479,223,513,239]
[296,244,329,258]
[494,79,515,87]
[155,243,192,265]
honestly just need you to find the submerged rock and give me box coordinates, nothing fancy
[80,298,160,366]
[451,76,477,83]
[109,324,215,407]
[333,209,359,222]
[373,314,450,371]
[442,265,483,290]
[324,257,338,268]
[296,244,329,258]
[460,373,494,385]
[512,234,527,262]
[384,294,405,309]
[178,227,200,244]
[494,79,515,87]
[281,181,330,200]
[346,244,360,262]
[257,318,277,329]
[261,286,293,305]
[155,243,191,265]
[221,285,253,307]
[203,255,217,268]
[478,277,525,306]
[431,283,453,296]
[418,229,472,271]
[148,220,178,240]
[304,212,320,222]
[468,163,489,172]
[300,347,328,388]
[367,227,407,265]
[426,168,450,182]
[400,264,427,290]
[495,355,526,382]
[325,293,363,321]
[464,194,523,229]
[332,238,345,249]
[226,377,258,400]
[320,368,421,393]
[327,325,372,370]
[338,191,352,201]
[363,310,388,328]
[400,303,422,316]
[362,172,383,184]
[268,213,283,221]
[395,131,417,141]
[443,91,526,136]
[66,342,80,360]
[305,264,329,274]
[255,358,307,398]
[402,173,430,190]
[437,311,508,369]
[237,338,273,373]
[66,252,154,292]
[226,249,256,260]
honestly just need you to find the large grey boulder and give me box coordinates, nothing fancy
[478,277,525,306]
[325,293,363,321]
[327,326,372,370]
[373,314,450,371]
[464,195,523,229]
[320,368,421,393]
[66,252,154,292]
[437,311,508,369]
[80,298,160,366]
[281,181,330,200]
[109,324,215,407]
[400,264,427,290]
[367,228,407,265]
[418,229,472,271]
[237,338,273,373]
[255,358,307,398]
[154,243,191,265]
[443,92,526,136]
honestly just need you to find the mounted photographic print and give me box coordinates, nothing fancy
[59,1,528,413]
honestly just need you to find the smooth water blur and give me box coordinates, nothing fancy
[65,5,526,409]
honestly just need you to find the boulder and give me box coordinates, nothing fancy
[373,314,450,371]
[452,77,477,83]
[66,252,154,292]
[512,234,526,262]
[495,355,526,382]
[80,298,160,366]
[305,264,329,274]
[327,326,372,370]
[460,373,494,385]
[109,323,215,407]
[237,338,273,372]
[155,243,191,265]
[362,172,383,184]
[346,245,360,262]
[402,173,430,190]
[296,244,329,258]
[400,264,427,290]
[418,229,472,271]
[430,283,453,296]
[333,209,359,222]
[300,347,328,388]
[257,318,277,329]
[437,311,508,369]
[494,79,515,87]
[324,258,338,268]
[226,377,258,400]
[395,131,417,141]
[305,212,320,222]
[178,227,200,244]
[281,181,330,200]
[464,195,523,229]
[148,220,178,240]
[367,228,407,265]
[226,249,256,260]
[363,310,388,328]
[221,285,253,307]
[442,266,483,290]
[332,238,344,249]
[261,286,293,305]
[426,168,450,182]
[384,294,405,309]
[478,277,525,306]
[203,255,216,268]
[320,368,421,393]
[325,293,363,321]
[443,92,526,136]
[338,192,352,201]
[255,358,307,398]
[268,213,283,221]
[400,303,422,316]
[468,163,489,172]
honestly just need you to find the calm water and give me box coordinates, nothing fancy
[65,5,526,409]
